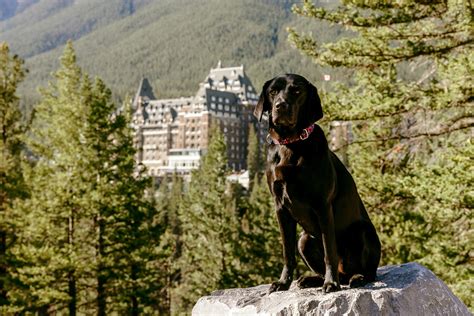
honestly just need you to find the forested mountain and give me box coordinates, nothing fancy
[0,0,342,104]
[0,0,38,20]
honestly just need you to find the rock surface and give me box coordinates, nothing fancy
[192,262,471,315]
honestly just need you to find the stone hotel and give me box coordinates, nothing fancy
[132,63,263,177]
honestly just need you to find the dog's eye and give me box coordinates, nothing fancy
[269,90,278,96]
[288,87,300,95]
[290,86,301,94]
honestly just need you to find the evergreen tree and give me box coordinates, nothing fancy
[290,0,473,308]
[7,42,166,314]
[0,42,27,308]
[8,41,91,314]
[174,127,241,313]
[157,172,185,315]
[83,79,166,315]
[164,172,185,267]
[168,173,184,260]
[246,124,263,187]
[237,174,281,286]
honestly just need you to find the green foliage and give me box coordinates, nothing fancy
[3,0,472,313]
[173,127,241,312]
[246,124,265,187]
[168,126,285,314]
[0,41,27,307]
[290,0,473,309]
[7,41,92,313]
[151,172,186,315]
[0,0,153,58]
[4,42,166,314]
[236,174,281,286]
[84,80,166,315]
[0,41,27,225]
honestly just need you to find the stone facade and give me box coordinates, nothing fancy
[132,63,261,177]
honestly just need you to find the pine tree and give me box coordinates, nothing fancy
[0,42,27,308]
[7,42,167,314]
[236,174,281,286]
[164,172,185,266]
[8,41,91,314]
[83,79,166,315]
[155,172,185,315]
[290,0,473,308]
[80,66,170,315]
[246,124,264,187]
[168,173,184,261]
[173,127,241,313]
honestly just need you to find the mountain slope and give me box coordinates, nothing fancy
[0,0,155,57]
[1,0,342,103]
[0,0,38,20]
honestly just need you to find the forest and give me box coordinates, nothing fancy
[1,0,472,315]
[1,0,344,107]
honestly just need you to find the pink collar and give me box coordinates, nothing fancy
[267,123,316,145]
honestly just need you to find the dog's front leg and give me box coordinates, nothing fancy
[269,207,297,294]
[318,203,341,293]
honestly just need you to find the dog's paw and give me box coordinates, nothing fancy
[268,281,291,294]
[296,275,324,289]
[322,281,341,293]
[349,274,366,288]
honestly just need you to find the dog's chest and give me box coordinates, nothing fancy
[268,146,307,200]
[268,145,322,233]
[270,146,302,175]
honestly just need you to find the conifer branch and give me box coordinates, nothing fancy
[334,120,473,151]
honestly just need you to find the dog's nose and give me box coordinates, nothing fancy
[275,101,288,110]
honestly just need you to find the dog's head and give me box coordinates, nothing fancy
[254,74,323,135]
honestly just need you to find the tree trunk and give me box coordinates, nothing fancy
[68,271,76,316]
[0,188,8,303]
[0,229,6,303]
[68,215,76,316]
[97,217,106,316]
[131,264,139,316]
[329,121,352,168]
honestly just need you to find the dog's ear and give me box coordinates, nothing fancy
[306,82,323,122]
[254,79,273,122]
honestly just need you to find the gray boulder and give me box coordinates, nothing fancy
[192,262,471,315]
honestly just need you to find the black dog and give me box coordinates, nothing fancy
[254,74,381,293]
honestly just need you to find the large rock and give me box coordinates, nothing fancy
[192,262,471,315]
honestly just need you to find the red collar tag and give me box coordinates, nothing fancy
[267,123,316,145]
